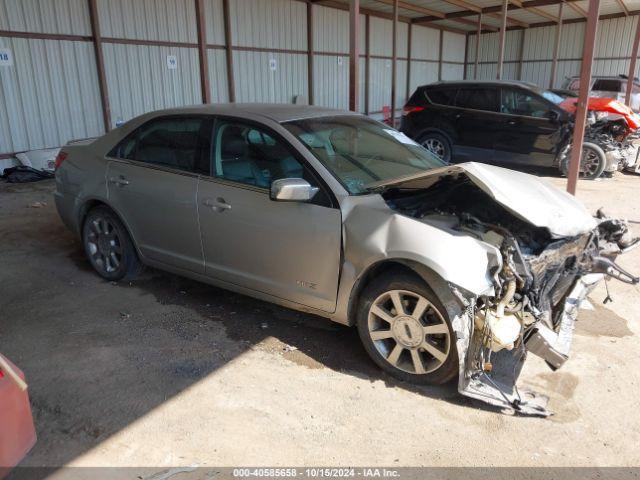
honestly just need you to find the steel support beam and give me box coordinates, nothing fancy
[549,1,563,89]
[308,2,315,105]
[87,0,111,131]
[391,0,398,126]
[567,0,601,195]
[625,16,640,106]
[349,0,360,112]
[364,14,370,115]
[474,12,482,79]
[195,0,210,104]
[497,0,508,79]
[406,22,412,100]
[222,0,235,102]
[438,30,443,81]
[463,32,469,79]
[517,28,525,79]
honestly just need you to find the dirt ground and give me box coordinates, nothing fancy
[1,171,639,469]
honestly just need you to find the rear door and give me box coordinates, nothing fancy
[493,87,563,166]
[197,118,342,313]
[451,86,501,162]
[106,115,213,273]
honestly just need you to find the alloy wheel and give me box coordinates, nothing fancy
[367,289,451,375]
[422,138,446,160]
[580,147,601,176]
[85,217,123,275]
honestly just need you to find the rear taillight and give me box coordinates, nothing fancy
[54,151,68,170]
[402,105,425,116]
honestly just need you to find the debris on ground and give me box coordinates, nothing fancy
[2,166,54,183]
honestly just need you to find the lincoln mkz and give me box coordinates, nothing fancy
[55,104,638,415]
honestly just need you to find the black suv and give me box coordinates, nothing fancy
[400,80,573,169]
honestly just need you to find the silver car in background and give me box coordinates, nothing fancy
[563,75,640,112]
[54,104,637,415]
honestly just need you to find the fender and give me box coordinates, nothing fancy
[330,195,500,325]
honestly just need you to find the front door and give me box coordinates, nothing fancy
[197,119,342,313]
[493,88,563,166]
[106,115,213,273]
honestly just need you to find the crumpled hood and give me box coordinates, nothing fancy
[369,162,597,238]
[560,96,640,130]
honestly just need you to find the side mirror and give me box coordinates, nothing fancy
[270,178,319,202]
[547,110,561,122]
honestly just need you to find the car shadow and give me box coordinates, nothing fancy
[1,182,502,474]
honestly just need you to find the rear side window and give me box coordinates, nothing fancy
[592,79,622,92]
[109,116,213,175]
[426,88,457,106]
[455,88,498,112]
[406,88,428,106]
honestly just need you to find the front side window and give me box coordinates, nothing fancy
[500,89,551,118]
[284,116,444,195]
[109,116,212,174]
[455,88,498,112]
[212,120,331,206]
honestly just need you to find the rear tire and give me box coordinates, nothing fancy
[560,141,607,180]
[82,206,142,282]
[356,271,458,385]
[418,132,452,164]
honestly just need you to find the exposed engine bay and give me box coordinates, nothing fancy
[586,113,640,173]
[382,173,639,415]
[559,97,640,175]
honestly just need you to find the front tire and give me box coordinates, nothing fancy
[418,132,452,164]
[356,272,458,385]
[82,206,142,282]
[560,141,607,180]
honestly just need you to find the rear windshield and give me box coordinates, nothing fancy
[593,79,622,92]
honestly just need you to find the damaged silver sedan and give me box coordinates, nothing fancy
[54,105,637,415]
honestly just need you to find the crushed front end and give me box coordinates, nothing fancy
[459,211,637,416]
[382,169,638,416]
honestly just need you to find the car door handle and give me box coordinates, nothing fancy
[507,119,518,126]
[202,197,232,212]
[108,176,130,187]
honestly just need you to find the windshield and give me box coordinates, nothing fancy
[283,116,444,194]
[539,89,565,105]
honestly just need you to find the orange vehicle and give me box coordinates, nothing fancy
[559,96,640,130]
[0,354,36,479]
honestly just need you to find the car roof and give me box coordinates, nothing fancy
[137,103,355,123]
[421,79,539,89]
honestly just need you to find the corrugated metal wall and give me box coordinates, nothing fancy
[312,5,350,110]
[0,0,103,153]
[409,25,439,94]
[99,0,202,125]
[230,0,308,104]
[0,0,468,156]
[0,37,104,153]
[466,16,640,89]
[0,0,92,35]
[98,0,198,43]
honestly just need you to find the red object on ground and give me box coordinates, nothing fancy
[559,96,640,130]
[0,354,36,479]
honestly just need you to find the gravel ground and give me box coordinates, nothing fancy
[1,172,639,469]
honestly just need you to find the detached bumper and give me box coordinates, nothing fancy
[457,274,603,417]
[525,273,602,370]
